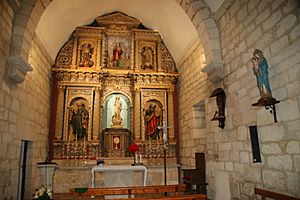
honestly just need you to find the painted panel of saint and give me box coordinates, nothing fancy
[144,101,163,140]
[68,98,89,139]
[104,35,132,68]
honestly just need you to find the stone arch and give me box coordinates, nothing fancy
[176,0,224,82]
[7,0,51,83]
[8,0,224,83]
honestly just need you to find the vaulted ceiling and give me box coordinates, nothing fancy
[35,0,224,64]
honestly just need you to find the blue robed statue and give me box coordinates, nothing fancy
[251,49,272,99]
[251,49,280,122]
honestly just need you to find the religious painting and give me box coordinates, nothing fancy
[141,89,167,141]
[68,97,89,139]
[144,100,163,140]
[103,34,132,69]
[64,87,94,141]
[102,93,131,129]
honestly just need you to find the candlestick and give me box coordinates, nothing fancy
[84,136,86,152]
[67,133,70,160]
[75,134,78,160]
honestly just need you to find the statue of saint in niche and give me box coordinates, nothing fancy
[111,96,123,127]
[251,49,273,99]
[210,88,226,129]
[69,101,89,139]
[141,47,153,70]
[79,43,94,67]
[111,43,123,67]
[145,103,162,139]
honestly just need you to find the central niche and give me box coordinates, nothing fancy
[102,93,131,129]
[102,93,131,157]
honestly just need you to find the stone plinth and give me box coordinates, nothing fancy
[37,162,59,191]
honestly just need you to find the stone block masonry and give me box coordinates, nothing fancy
[179,0,300,199]
[0,1,52,199]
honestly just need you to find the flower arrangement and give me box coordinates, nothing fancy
[33,185,52,200]
[129,141,143,165]
[129,142,139,156]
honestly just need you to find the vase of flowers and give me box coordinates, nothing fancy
[33,185,52,200]
[129,141,140,165]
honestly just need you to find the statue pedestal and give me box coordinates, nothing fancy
[37,162,58,191]
[252,97,280,123]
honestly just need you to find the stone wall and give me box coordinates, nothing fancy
[179,0,300,199]
[178,39,214,168]
[0,1,52,199]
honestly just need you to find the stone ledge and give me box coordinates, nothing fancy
[201,61,224,83]
[7,56,33,83]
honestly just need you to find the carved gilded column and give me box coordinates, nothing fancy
[157,41,162,72]
[101,33,106,67]
[55,85,66,140]
[93,87,101,141]
[167,88,175,140]
[72,37,78,66]
[134,87,141,141]
[96,38,101,67]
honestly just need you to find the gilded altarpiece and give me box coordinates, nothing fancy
[51,12,178,164]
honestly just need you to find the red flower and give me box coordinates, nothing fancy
[129,142,139,155]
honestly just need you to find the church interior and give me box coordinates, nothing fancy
[0,0,299,199]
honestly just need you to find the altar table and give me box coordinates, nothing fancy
[91,165,147,188]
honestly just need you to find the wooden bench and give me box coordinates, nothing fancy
[255,188,300,200]
[69,184,206,199]
[54,193,206,200]
[70,184,187,197]
[112,194,206,200]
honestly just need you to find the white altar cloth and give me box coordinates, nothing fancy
[91,165,147,188]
